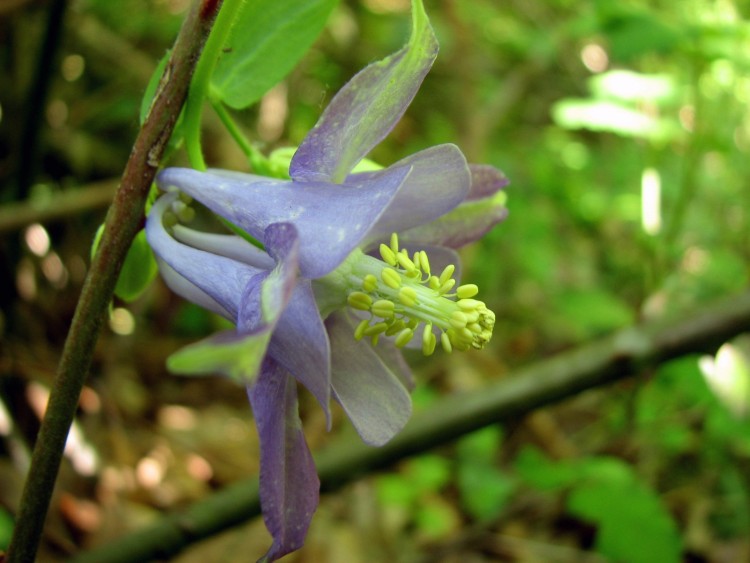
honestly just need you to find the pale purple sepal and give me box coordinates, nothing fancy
[326,312,412,446]
[157,165,412,279]
[289,10,438,183]
[351,144,471,244]
[372,339,414,390]
[249,359,319,563]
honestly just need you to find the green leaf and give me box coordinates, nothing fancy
[458,463,514,522]
[211,0,339,110]
[92,226,158,302]
[0,506,13,551]
[568,479,682,563]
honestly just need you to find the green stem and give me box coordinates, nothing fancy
[70,289,750,562]
[210,97,270,172]
[184,0,246,170]
[5,2,224,561]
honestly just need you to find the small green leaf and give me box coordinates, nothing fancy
[568,479,682,563]
[0,506,13,551]
[212,0,339,110]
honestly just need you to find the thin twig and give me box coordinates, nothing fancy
[5,1,224,561]
[71,289,750,563]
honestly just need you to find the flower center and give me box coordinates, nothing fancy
[320,234,495,356]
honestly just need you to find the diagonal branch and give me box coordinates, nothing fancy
[5,1,225,561]
[72,289,750,563]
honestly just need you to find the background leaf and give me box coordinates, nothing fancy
[211,0,339,109]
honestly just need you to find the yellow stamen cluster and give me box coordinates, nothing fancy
[346,233,495,355]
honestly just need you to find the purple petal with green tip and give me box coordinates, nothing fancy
[289,0,438,183]
[146,193,260,319]
[249,359,319,563]
[268,280,331,426]
[326,312,412,446]
[237,222,300,331]
[398,192,508,249]
[157,165,412,279]
[166,326,272,385]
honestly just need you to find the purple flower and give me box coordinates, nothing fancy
[146,1,507,560]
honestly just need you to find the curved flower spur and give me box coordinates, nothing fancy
[146,0,508,560]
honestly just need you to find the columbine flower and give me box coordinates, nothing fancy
[146,1,507,561]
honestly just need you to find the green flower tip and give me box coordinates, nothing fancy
[341,233,495,355]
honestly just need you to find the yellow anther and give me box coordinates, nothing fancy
[458,298,482,311]
[422,328,437,356]
[364,322,388,336]
[354,319,369,341]
[399,286,418,307]
[428,275,441,290]
[347,291,373,311]
[371,334,380,346]
[468,322,483,334]
[386,319,406,336]
[450,311,468,329]
[439,264,455,285]
[379,244,397,266]
[390,232,400,254]
[418,251,431,276]
[395,328,414,348]
[372,299,395,319]
[441,332,452,353]
[362,274,378,292]
[456,284,479,299]
[438,279,456,295]
[396,249,416,272]
[381,268,401,289]
[407,318,419,330]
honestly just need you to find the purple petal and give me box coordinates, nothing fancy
[269,280,331,427]
[146,193,260,318]
[467,164,509,201]
[157,165,412,279]
[289,0,438,183]
[155,258,232,320]
[398,193,508,249]
[326,312,412,446]
[351,144,471,244]
[248,359,319,563]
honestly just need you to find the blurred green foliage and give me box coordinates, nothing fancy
[2,0,750,560]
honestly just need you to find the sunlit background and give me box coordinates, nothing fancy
[1,0,750,561]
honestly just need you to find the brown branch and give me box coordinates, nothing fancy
[72,289,750,563]
[0,179,117,234]
[5,1,225,561]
